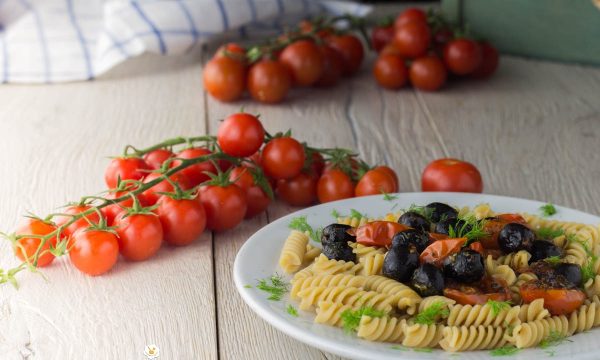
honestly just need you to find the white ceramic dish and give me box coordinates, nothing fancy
[234,192,600,360]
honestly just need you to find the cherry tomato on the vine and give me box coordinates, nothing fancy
[373,54,408,89]
[279,40,324,86]
[247,59,291,104]
[229,166,271,219]
[114,212,163,261]
[421,158,483,193]
[170,147,216,187]
[140,172,192,205]
[203,56,246,102]
[217,112,265,157]
[317,169,354,203]
[54,205,101,237]
[143,149,174,170]
[315,45,344,87]
[371,25,395,53]
[355,168,397,197]
[394,21,431,59]
[373,165,399,191]
[307,151,325,177]
[104,157,149,189]
[394,8,427,29]
[326,34,364,76]
[215,43,246,63]
[276,172,318,206]
[471,42,499,78]
[101,190,136,226]
[261,137,305,180]
[156,195,206,246]
[69,229,119,276]
[409,56,447,91]
[199,184,247,231]
[443,38,483,75]
[14,218,59,267]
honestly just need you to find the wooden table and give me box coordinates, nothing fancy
[0,48,599,360]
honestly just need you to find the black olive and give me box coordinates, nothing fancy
[498,223,535,253]
[398,211,431,232]
[434,217,473,236]
[410,263,445,297]
[529,240,563,264]
[442,248,485,283]
[321,224,355,246]
[322,242,356,262]
[382,246,419,282]
[555,263,583,287]
[391,229,430,253]
[425,202,458,223]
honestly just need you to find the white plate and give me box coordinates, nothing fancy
[234,192,600,360]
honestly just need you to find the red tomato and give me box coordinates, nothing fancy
[373,53,408,89]
[215,42,246,63]
[355,221,409,247]
[217,113,265,157]
[54,205,101,237]
[355,169,397,197]
[143,149,174,170]
[443,38,483,75]
[421,158,483,193]
[141,172,192,205]
[326,34,364,75]
[199,184,247,231]
[69,229,119,276]
[419,237,483,266]
[444,277,511,305]
[433,28,454,47]
[114,213,163,261]
[279,40,324,86]
[307,151,325,177]
[170,147,216,187]
[315,45,344,87]
[14,218,59,267]
[228,166,271,219]
[520,281,585,315]
[480,214,527,249]
[298,20,333,39]
[261,137,305,180]
[471,42,499,78]
[276,172,318,206]
[380,43,402,56]
[317,169,354,203]
[496,214,527,224]
[374,165,399,191]
[104,157,149,189]
[394,7,427,29]
[394,21,431,59]
[156,195,206,246]
[203,56,246,102]
[101,190,136,226]
[371,25,395,52]
[409,56,447,91]
[247,60,291,104]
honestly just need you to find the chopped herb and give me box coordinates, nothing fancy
[382,192,398,201]
[544,256,562,266]
[390,345,408,351]
[447,215,489,246]
[413,348,433,353]
[340,306,385,333]
[414,301,449,325]
[407,204,433,221]
[581,261,595,284]
[539,330,571,349]
[256,274,289,301]
[487,300,511,317]
[490,345,519,356]
[331,209,340,219]
[350,209,365,219]
[540,203,557,217]
[536,228,564,240]
[244,284,252,288]
[286,304,298,317]
[289,216,322,243]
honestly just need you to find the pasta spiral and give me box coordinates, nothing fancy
[497,250,531,271]
[337,216,372,227]
[568,301,600,334]
[357,315,406,343]
[359,252,385,276]
[583,275,600,298]
[297,285,394,312]
[446,303,521,328]
[303,244,321,264]
[290,274,368,299]
[439,325,507,352]
[292,265,314,282]
[523,213,600,249]
[314,301,351,327]
[402,323,444,348]
[518,299,550,322]
[349,242,385,257]
[505,315,570,348]
[279,230,309,273]
[312,254,363,276]
[510,272,538,303]
[472,203,495,220]
[418,296,456,313]
[364,275,422,314]
[490,265,517,286]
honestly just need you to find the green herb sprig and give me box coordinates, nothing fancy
[536,227,564,240]
[487,300,511,317]
[289,216,322,243]
[414,301,449,325]
[382,192,398,201]
[256,274,289,301]
[490,345,519,356]
[340,306,385,333]
[544,256,562,266]
[540,203,557,217]
[286,304,299,317]
[539,330,571,349]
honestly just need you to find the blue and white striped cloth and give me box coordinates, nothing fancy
[0,0,370,83]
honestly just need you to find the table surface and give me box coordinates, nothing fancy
[0,47,599,360]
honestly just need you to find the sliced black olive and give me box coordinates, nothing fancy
[410,263,445,297]
[382,246,419,282]
[425,202,458,223]
[529,240,563,264]
[398,211,431,232]
[322,242,356,262]
[391,229,430,253]
[442,248,485,283]
[555,263,583,287]
[321,224,355,246]
[434,217,473,236]
[498,223,535,253]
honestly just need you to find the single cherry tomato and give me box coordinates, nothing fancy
[444,277,511,305]
[261,137,305,180]
[373,53,408,89]
[199,184,247,231]
[276,172,318,206]
[54,205,101,237]
[101,190,136,226]
[371,25,395,52]
[443,38,483,75]
[394,21,431,59]
[394,7,427,29]
[217,113,265,157]
[355,169,397,197]
[215,42,246,63]
[355,221,409,247]
[520,280,585,315]
[317,169,354,203]
[326,34,364,76]
[373,165,399,192]
[140,172,192,205]
[247,59,291,104]
[170,147,216,187]
[419,237,483,266]
[279,40,324,86]
[409,55,447,91]
[471,42,499,78]
[203,56,246,102]
[380,43,402,56]
[69,229,119,276]
[114,212,163,261]
[143,149,174,170]
[104,157,149,189]
[421,158,483,193]
[315,45,344,87]
[156,195,206,246]
[228,166,271,219]
[14,218,59,267]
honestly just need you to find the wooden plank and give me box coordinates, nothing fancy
[0,51,218,359]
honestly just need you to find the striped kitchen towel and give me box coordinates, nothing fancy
[0,0,370,84]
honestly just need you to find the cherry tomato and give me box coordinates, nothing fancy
[315,45,344,87]
[203,56,246,102]
[247,59,291,104]
[433,28,454,51]
[443,38,483,75]
[394,21,431,59]
[261,137,305,180]
[471,42,499,78]
[114,212,163,261]
[143,149,174,170]
[374,165,399,192]
[419,237,483,266]
[217,112,265,157]
[327,34,364,76]
[307,151,325,177]
[380,43,402,56]
[101,190,136,226]
[69,229,119,276]
[444,277,511,305]
[140,172,192,205]
[394,7,427,29]
[371,25,395,52]
[156,195,206,246]
[298,20,333,39]
[421,158,483,193]
[355,221,409,247]
[520,281,585,315]
[279,40,324,86]
[215,42,246,63]
[199,184,247,231]
[373,53,408,89]
[170,147,216,187]
[104,157,149,189]
[317,169,354,203]
[54,205,101,237]
[228,166,271,219]
[14,218,59,267]
[276,172,318,206]
[355,169,397,197]
[409,55,447,91]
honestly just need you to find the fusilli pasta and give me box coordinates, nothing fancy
[357,315,406,343]
[279,230,309,273]
[440,325,507,352]
[364,275,422,314]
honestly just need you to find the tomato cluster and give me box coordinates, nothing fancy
[371,8,499,91]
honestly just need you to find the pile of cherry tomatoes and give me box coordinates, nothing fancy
[371,7,499,91]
